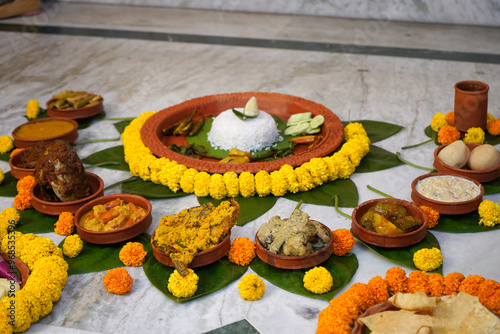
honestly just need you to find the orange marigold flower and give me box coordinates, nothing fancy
[419,205,439,229]
[317,301,352,334]
[485,289,500,313]
[487,118,500,136]
[228,237,256,266]
[14,192,32,211]
[54,212,75,236]
[10,148,25,157]
[119,242,147,267]
[16,174,35,193]
[385,267,407,294]
[443,272,465,295]
[103,268,133,295]
[427,273,445,296]
[444,111,454,126]
[347,282,376,310]
[14,175,36,211]
[458,274,485,296]
[407,270,429,294]
[331,228,355,256]
[367,275,389,304]
[437,125,460,145]
[477,279,500,310]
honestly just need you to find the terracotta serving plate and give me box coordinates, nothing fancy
[151,231,231,268]
[351,198,428,248]
[255,221,333,269]
[140,92,344,174]
[30,172,104,215]
[74,194,152,244]
[411,173,484,215]
[46,95,103,120]
[9,151,34,179]
[434,142,500,183]
[0,251,30,288]
[11,117,78,148]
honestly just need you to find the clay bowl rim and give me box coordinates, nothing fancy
[8,150,35,179]
[411,172,485,207]
[0,251,30,288]
[30,172,104,214]
[351,198,429,246]
[46,94,104,120]
[454,80,490,95]
[11,117,79,148]
[255,220,333,266]
[74,193,153,236]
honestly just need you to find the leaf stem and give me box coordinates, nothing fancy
[103,176,138,191]
[396,152,434,172]
[366,185,393,198]
[334,194,352,219]
[74,137,120,145]
[85,161,120,169]
[401,138,433,150]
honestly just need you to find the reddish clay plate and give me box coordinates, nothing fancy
[151,231,231,268]
[140,92,344,174]
[9,151,34,179]
[351,198,428,248]
[46,95,103,120]
[434,142,500,183]
[74,194,152,245]
[255,221,333,269]
[0,251,30,288]
[30,172,104,215]
[411,173,484,215]
[11,117,78,148]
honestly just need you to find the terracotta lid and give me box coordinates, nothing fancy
[11,117,78,148]
[46,95,103,120]
[140,92,344,174]
[0,251,30,288]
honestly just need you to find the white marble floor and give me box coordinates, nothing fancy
[1,3,500,334]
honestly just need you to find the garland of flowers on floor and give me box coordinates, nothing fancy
[121,112,370,199]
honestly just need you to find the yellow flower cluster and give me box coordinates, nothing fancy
[228,237,256,266]
[26,100,40,120]
[168,268,199,298]
[0,168,4,185]
[119,242,147,267]
[0,207,19,241]
[0,136,13,155]
[413,247,443,271]
[121,113,370,199]
[463,127,485,144]
[478,199,500,227]
[0,232,68,333]
[54,212,75,236]
[430,113,448,132]
[303,266,333,294]
[238,274,265,301]
[63,234,83,258]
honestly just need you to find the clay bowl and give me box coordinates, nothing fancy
[434,142,500,183]
[8,151,34,179]
[411,173,484,215]
[255,221,333,269]
[151,231,231,268]
[0,251,30,288]
[46,95,103,120]
[351,198,428,248]
[74,194,152,245]
[30,172,104,215]
[11,117,78,148]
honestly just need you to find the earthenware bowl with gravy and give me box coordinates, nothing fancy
[11,117,78,148]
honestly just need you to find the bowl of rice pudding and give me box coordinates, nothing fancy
[140,92,344,174]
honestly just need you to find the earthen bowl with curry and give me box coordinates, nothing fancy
[11,117,78,148]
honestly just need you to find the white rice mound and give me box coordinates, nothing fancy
[207,109,282,152]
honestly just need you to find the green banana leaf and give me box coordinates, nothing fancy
[0,152,10,162]
[81,145,129,171]
[60,232,152,275]
[250,253,358,302]
[121,177,190,199]
[198,196,277,226]
[144,256,247,303]
[344,120,404,143]
[113,120,132,134]
[430,211,500,233]
[16,209,57,233]
[0,172,17,197]
[355,145,404,173]
[356,231,442,274]
[483,178,500,195]
[76,111,107,130]
[284,179,358,208]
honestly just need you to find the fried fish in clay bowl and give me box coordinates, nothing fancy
[151,199,239,276]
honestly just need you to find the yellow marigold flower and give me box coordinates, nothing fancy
[487,118,500,136]
[0,306,13,334]
[344,122,368,141]
[437,125,460,145]
[419,205,439,229]
[0,168,4,185]
[427,273,445,297]
[367,276,389,304]
[295,165,315,191]
[270,170,287,196]
[209,173,227,200]
[407,270,429,294]
[238,274,265,301]
[239,172,255,198]
[162,161,187,192]
[54,211,75,236]
[478,199,500,227]
[329,153,355,179]
[279,164,299,193]
[119,242,147,267]
[303,266,333,294]
[331,228,355,256]
[0,207,20,227]
[431,112,448,132]
[223,171,239,197]
[322,156,341,181]
[255,170,271,197]
[18,235,63,271]
[180,168,198,193]
[385,267,407,294]
[168,268,199,298]
[0,135,14,155]
[1,293,32,332]
[228,237,256,266]
[104,268,133,295]
[63,234,83,258]
[487,113,495,124]
[193,171,211,197]
[413,247,443,272]
[305,159,329,185]
[19,282,53,319]
[463,127,485,144]
[26,99,40,120]
[444,111,454,126]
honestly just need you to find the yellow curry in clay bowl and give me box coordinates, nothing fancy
[12,117,78,148]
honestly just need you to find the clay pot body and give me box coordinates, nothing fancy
[454,80,489,132]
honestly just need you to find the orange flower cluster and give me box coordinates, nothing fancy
[228,237,256,266]
[14,175,35,211]
[487,119,500,136]
[437,125,460,145]
[119,242,147,267]
[316,267,500,334]
[103,268,133,295]
[331,229,355,256]
[54,212,75,236]
[419,205,439,229]
[444,111,455,126]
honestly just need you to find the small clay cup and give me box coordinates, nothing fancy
[454,80,489,132]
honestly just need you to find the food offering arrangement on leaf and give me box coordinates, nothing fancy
[152,199,240,275]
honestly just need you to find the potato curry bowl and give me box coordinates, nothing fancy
[74,194,152,244]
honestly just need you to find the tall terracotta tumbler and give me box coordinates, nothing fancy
[454,80,489,132]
